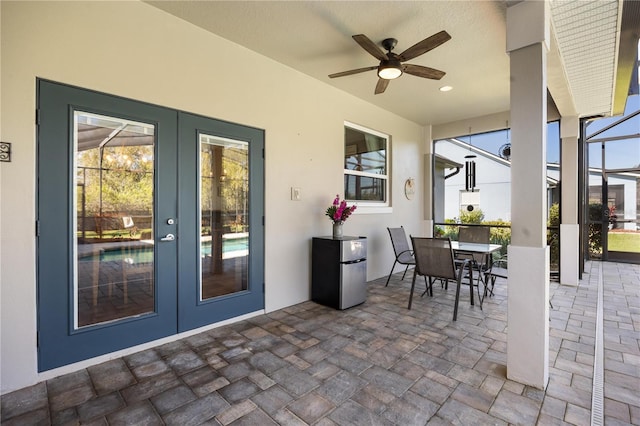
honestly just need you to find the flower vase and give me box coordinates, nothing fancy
[332,221,344,239]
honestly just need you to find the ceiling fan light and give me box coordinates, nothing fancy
[378,59,402,80]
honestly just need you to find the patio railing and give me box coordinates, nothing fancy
[433,222,560,276]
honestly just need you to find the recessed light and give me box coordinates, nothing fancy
[439,85,453,92]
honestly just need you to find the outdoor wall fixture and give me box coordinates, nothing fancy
[465,154,476,192]
[0,142,11,162]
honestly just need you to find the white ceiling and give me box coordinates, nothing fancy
[146,1,631,127]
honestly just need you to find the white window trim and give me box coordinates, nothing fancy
[344,121,391,210]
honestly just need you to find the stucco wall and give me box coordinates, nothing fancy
[0,1,427,393]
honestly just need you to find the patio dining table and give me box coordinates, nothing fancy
[450,241,502,307]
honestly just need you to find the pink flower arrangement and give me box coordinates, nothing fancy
[325,194,357,223]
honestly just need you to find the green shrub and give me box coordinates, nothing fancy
[459,209,485,224]
[588,203,603,256]
[548,203,560,268]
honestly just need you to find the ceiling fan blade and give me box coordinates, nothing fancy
[329,66,378,78]
[352,34,387,61]
[397,30,451,62]
[403,64,446,80]
[374,78,389,94]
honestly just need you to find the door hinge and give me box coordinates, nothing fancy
[36,109,41,125]
[262,216,265,226]
[36,331,40,348]
[35,220,40,237]
[262,148,265,159]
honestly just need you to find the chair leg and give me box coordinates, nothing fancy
[454,261,469,321]
[385,260,398,287]
[408,271,418,310]
[401,264,410,280]
[420,276,433,297]
[483,274,495,298]
[468,265,474,306]
[453,275,462,321]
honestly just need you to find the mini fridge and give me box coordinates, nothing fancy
[311,236,367,309]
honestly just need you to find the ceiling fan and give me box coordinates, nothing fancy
[329,31,451,94]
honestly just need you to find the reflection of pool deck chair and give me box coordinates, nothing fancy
[122,216,138,237]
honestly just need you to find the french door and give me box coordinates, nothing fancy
[37,80,264,371]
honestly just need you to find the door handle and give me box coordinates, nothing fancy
[160,233,175,242]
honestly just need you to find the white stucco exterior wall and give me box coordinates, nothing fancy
[434,140,512,222]
[0,1,426,393]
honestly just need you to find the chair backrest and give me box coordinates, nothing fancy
[122,216,134,229]
[410,237,457,280]
[459,226,490,244]
[387,227,411,258]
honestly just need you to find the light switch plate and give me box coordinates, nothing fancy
[291,187,301,201]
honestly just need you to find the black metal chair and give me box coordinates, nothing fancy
[408,237,472,321]
[485,259,554,309]
[385,227,416,287]
[485,254,507,297]
[458,226,491,296]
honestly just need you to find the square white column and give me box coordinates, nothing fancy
[506,0,550,389]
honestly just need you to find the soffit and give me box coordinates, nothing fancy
[550,0,621,117]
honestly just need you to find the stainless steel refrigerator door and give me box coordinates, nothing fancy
[341,239,366,262]
[340,260,367,309]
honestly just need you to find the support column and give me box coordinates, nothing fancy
[560,117,580,286]
[506,0,550,390]
[424,125,434,237]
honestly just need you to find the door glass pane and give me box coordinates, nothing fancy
[200,134,249,300]
[74,111,155,328]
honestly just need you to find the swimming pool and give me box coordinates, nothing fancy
[83,237,248,263]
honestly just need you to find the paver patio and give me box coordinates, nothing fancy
[2,260,638,425]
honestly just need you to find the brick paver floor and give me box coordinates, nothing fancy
[2,260,638,425]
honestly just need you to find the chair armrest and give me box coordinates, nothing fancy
[488,267,508,279]
[455,258,471,281]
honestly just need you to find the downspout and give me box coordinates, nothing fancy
[444,167,461,180]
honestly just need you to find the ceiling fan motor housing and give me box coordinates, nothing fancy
[381,38,398,51]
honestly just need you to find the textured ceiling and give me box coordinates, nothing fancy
[551,0,620,117]
[146,1,630,126]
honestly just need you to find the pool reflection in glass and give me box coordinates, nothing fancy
[74,111,155,328]
[200,134,249,300]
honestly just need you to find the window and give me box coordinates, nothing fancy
[344,122,389,206]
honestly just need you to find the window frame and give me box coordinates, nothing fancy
[344,121,391,210]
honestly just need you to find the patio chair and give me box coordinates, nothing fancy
[486,259,507,297]
[409,237,472,321]
[385,227,416,287]
[486,260,554,309]
[458,225,491,290]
